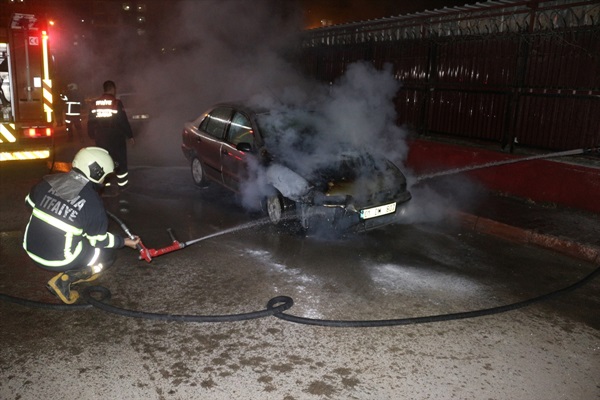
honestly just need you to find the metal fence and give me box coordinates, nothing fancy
[300,0,600,151]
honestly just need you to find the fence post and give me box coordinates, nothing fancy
[419,38,438,135]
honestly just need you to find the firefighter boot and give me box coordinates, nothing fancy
[47,273,80,304]
[70,264,104,285]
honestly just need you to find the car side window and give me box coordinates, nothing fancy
[226,112,254,148]
[199,115,210,131]
[200,107,233,139]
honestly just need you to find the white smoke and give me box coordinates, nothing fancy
[250,62,408,170]
[78,0,307,165]
[75,0,409,171]
[70,0,479,227]
[237,61,411,211]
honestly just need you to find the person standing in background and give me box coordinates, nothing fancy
[87,80,134,195]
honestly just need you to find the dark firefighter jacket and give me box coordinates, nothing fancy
[23,170,124,269]
[87,94,133,153]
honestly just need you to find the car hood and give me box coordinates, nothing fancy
[265,150,409,207]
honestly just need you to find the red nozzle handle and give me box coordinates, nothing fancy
[137,241,152,263]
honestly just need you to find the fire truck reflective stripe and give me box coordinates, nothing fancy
[42,30,50,80]
[0,150,51,161]
[43,79,53,123]
[0,123,17,143]
[32,208,84,235]
[41,31,53,123]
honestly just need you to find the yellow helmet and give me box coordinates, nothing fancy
[72,147,115,184]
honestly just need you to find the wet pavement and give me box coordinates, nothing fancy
[459,192,600,252]
[0,146,599,399]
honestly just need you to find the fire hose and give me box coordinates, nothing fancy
[106,210,187,263]
[105,211,267,264]
[2,147,598,325]
[416,146,600,182]
[2,212,598,326]
[90,210,596,326]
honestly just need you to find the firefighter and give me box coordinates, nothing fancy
[23,147,141,304]
[62,83,83,142]
[87,80,134,195]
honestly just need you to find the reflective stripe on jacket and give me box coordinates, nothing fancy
[87,94,133,141]
[23,173,124,268]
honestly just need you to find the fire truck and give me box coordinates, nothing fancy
[0,13,54,162]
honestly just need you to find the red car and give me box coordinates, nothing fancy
[181,103,411,232]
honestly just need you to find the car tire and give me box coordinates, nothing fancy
[264,193,283,225]
[191,157,209,187]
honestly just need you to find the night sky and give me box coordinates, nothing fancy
[301,0,481,28]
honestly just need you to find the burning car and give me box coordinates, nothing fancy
[180,103,411,231]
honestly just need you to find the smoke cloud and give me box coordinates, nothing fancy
[77,0,306,165]
[72,0,478,227]
[249,61,409,170]
[80,1,410,170]
[143,0,308,163]
[237,61,410,213]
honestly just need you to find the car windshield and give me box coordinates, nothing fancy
[255,110,327,155]
[255,111,301,139]
[308,152,388,183]
[256,109,391,184]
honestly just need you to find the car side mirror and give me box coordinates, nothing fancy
[236,142,252,152]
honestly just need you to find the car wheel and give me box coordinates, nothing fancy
[265,193,283,225]
[191,157,208,187]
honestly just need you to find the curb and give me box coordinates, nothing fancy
[454,210,600,265]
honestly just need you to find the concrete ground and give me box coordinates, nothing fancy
[1,158,599,400]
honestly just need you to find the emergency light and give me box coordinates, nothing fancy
[25,127,53,138]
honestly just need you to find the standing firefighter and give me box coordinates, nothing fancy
[62,83,83,143]
[87,80,134,194]
[23,147,141,304]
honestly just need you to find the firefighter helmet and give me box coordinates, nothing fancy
[72,147,115,184]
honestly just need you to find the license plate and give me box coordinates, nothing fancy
[360,202,397,220]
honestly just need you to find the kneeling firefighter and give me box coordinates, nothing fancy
[23,147,141,304]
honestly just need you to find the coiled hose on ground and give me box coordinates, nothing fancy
[1,264,597,327]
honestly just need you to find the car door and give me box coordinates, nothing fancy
[195,107,233,183]
[221,110,255,192]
